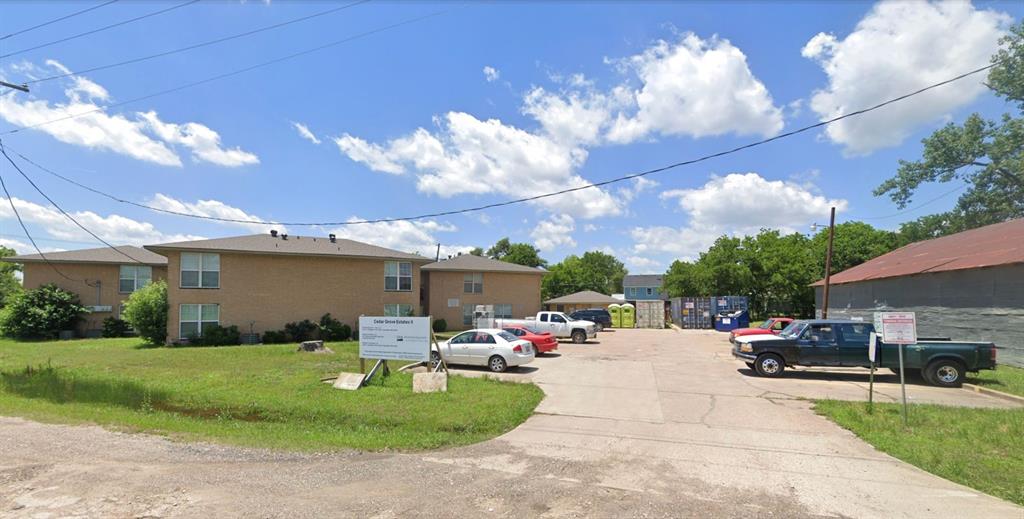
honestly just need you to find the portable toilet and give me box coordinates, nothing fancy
[621,303,635,328]
[608,304,622,328]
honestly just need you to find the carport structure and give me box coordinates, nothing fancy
[543,290,623,313]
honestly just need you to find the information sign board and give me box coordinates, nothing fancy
[880,312,917,345]
[358,316,431,361]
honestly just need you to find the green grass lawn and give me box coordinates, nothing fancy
[815,400,1024,505]
[968,364,1024,398]
[0,338,543,451]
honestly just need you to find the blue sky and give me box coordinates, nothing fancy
[0,0,1020,273]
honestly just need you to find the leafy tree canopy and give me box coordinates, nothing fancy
[484,237,547,267]
[876,22,1024,237]
[0,246,22,307]
[542,251,627,300]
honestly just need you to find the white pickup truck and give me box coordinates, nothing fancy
[489,311,598,344]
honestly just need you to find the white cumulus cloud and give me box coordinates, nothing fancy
[483,66,500,82]
[802,1,1011,155]
[147,194,281,234]
[0,60,257,167]
[607,33,784,143]
[531,213,577,251]
[633,172,846,260]
[334,133,405,174]
[329,217,468,258]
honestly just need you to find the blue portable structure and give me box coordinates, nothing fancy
[672,296,749,329]
[714,310,750,332]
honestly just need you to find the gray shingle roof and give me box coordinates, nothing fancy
[623,274,663,287]
[146,234,429,262]
[544,290,624,305]
[3,245,167,266]
[422,254,547,274]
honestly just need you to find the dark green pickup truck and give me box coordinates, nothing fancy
[731,319,998,387]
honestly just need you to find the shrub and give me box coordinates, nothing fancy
[0,284,87,339]
[121,280,168,345]
[188,324,240,346]
[318,313,351,341]
[260,330,291,344]
[102,317,132,338]
[432,319,447,333]
[284,319,319,342]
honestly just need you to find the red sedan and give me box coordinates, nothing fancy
[502,325,559,355]
[728,317,794,344]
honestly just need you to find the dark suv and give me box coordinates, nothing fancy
[569,309,612,331]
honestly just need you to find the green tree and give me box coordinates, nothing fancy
[0,246,22,306]
[874,23,1024,235]
[0,283,87,339]
[811,221,905,275]
[122,280,168,345]
[485,237,547,267]
[468,247,484,256]
[542,251,627,300]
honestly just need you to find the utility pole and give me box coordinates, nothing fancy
[821,206,836,319]
[0,80,29,93]
[435,243,440,262]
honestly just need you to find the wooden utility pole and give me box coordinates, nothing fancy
[0,80,29,93]
[821,207,836,319]
[435,243,440,262]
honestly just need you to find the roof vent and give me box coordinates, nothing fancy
[329,234,336,243]
[281,233,288,240]
[270,230,278,237]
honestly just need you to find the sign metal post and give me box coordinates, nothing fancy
[879,312,917,426]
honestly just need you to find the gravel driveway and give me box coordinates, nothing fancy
[1,328,1020,518]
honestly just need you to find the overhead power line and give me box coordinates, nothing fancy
[0,61,999,228]
[0,141,144,264]
[25,0,372,85]
[0,0,201,59]
[1,8,449,136]
[0,0,119,41]
[0,159,79,282]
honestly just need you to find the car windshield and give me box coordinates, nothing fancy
[496,331,518,342]
[779,321,807,339]
[757,320,773,329]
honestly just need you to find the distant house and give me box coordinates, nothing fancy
[623,274,665,301]
[2,246,168,336]
[146,232,430,343]
[421,253,546,329]
[543,290,623,313]
[814,218,1024,367]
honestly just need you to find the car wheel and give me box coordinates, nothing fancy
[925,359,965,388]
[744,362,755,370]
[754,354,785,378]
[571,330,587,344]
[488,355,508,373]
[429,351,441,370]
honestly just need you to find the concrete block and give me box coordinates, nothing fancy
[332,372,365,390]
[413,372,448,393]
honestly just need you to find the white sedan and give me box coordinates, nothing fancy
[433,329,535,372]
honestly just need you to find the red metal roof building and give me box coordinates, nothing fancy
[814,218,1024,286]
[815,218,1024,367]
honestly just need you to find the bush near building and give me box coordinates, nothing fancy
[0,284,86,339]
[121,280,168,346]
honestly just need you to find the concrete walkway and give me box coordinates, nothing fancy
[0,329,1020,517]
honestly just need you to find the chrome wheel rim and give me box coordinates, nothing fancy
[761,358,780,374]
[936,365,959,383]
[490,358,504,371]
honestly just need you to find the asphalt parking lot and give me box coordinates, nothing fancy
[1,328,1021,518]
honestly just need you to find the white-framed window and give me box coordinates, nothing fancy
[463,304,474,326]
[179,303,219,338]
[385,261,412,291]
[494,304,513,319]
[646,287,653,296]
[119,265,153,293]
[181,252,220,288]
[384,303,413,317]
[447,298,460,308]
[463,272,483,294]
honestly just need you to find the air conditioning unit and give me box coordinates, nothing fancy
[473,304,494,328]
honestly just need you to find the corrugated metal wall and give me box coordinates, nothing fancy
[635,300,665,329]
[815,264,1024,367]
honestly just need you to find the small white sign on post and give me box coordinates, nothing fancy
[880,312,917,345]
[358,316,431,362]
[868,333,877,362]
